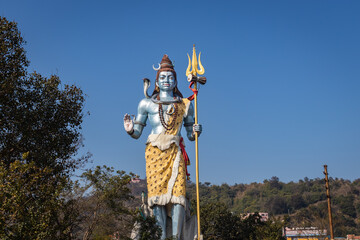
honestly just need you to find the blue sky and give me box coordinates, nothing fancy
[1,0,359,185]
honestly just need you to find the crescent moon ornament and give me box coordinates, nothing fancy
[152,64,161,71]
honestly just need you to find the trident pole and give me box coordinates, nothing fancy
[186,45,206,240]
[194,81,201,239]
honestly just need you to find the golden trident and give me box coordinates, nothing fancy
[186,45,205,77]
[186,45,206,240]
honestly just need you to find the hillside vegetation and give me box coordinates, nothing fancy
[185,177,360,236]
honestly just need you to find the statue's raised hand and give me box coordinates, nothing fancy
[123,114,134,133]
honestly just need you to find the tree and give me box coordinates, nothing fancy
[265,196,288,215]
[0,16,87,239]
[288,194,306,211]
[0,16,86,175]
[255,216,285,240]
[78,165,136,240]
[268,176,282,190]
[199,201,268,240]
[132,214,162,240]
[0,160,79,239]
[200,201,243,240]
[333,195,356,218]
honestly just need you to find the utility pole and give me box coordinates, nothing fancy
[323,165,334,240]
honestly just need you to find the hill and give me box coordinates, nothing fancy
[131,177,360,236]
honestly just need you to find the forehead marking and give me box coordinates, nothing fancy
[159,71,174,75]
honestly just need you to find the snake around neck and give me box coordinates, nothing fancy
[151,93,182,104]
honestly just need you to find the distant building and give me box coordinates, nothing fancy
[130,177,141,183]
[283,227,328,240]
[259,212,269,221]
[347,235,360,240]
[242,212,269,222]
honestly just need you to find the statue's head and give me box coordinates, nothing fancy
[157,71,176,92]
[152,54,183,97]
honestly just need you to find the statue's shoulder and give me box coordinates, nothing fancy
[138,98,156,113]
[138,98,153,107]
[139,97,152,104]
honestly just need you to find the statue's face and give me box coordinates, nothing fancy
[157,71,176,91]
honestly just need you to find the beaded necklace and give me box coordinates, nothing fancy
[158,103,178,131]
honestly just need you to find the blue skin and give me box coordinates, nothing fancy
[124,71,202,239]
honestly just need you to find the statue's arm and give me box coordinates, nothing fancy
[183,102,202,141]
[124,99,148,139]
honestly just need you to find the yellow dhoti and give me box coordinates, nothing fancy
[146,98,190,208]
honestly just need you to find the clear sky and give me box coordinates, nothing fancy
[1,0,359,185]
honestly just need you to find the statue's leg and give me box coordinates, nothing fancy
[153,205,167,239]
[171,204,185,239]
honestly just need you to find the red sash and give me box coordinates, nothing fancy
[179,137,190,180]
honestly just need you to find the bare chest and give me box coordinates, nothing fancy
[146,102,183,132]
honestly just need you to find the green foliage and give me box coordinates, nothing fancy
[133,214,162,240]
[268,176,282,190]
[0,160,78,239]
[0,16,87,174]
[0,16,87,239]
[255,217,286,240]
[0,16,142,239]
[187,182,236,209]
[197,201,285,240]
[287,194,306,210]
[200,201,244,240]
[78,165,136,240]
[0,16,28,83]
[265,196,288,215]
[333,195,356,218]
[187,176,360,236]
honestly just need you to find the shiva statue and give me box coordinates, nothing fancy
[124,54,202,240]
